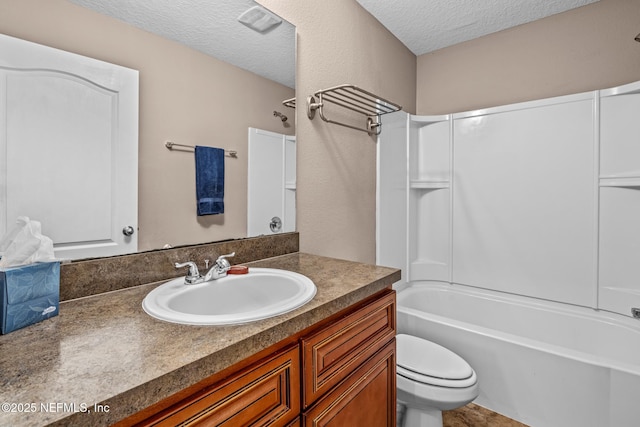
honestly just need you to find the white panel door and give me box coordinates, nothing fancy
[0,34,138,260]
[247,128,295,236]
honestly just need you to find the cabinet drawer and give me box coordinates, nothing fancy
[144,345,300,427]
[303,339,396,427]
[301,290,395,406]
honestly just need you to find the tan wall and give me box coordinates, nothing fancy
[0,0,295,252]
[417,0,640,115]
[259,0,417,264]
[6,0,629,266]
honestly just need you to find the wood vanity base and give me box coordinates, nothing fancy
[117,288,396,427]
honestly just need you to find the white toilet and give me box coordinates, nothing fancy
[396,334,479,427]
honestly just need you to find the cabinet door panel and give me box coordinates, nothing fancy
[145,345,300,427]
[303,340,396,427]
[301,290,395,407]
[286,417,301,427]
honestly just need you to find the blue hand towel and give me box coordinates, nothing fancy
[194,146,225,215]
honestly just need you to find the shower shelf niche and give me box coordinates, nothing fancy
[410,180,450,189]
[408,115,453,283]
[599,176,640,188]
[306,84,402,135]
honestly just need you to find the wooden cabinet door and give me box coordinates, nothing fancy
[302,340,396,427]
[140,345,300,427]
[285,417,301,427]
[301,290,395,407]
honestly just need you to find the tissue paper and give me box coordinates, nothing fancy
[0,216,28,252]
[0,217,55,268]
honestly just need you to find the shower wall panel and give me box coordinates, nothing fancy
[378,80,640,317]
[451,94,597,307]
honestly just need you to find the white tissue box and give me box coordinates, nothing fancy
[0,261,60,334]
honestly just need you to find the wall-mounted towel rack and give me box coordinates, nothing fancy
[306,84,402,135]
[165,141,237,158]
[282,97,296,109]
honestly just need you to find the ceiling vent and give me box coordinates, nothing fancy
[238,6,282,33]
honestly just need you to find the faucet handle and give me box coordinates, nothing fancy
[216,252,235,261]
[215,252,235,269]
[174,261,201,284]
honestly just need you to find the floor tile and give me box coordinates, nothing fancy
[443,403,529,427]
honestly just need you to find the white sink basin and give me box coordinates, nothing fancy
[142,268,316,325]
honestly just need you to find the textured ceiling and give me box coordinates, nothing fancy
[356,0,600,55]
[67,0,600,89]
[67,0,296,88]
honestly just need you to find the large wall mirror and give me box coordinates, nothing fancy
[0,0,295,261]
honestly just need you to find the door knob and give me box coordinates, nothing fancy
[122,226,135,236]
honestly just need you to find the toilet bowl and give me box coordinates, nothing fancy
[396,334,479,427]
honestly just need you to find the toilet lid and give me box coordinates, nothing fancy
[397,334,474,382]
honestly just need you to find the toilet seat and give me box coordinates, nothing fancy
[397,334,477,388]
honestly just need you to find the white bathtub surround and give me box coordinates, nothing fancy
[247,127,296,237]
[377,80,640,318]
[396,284,640,427]
[377,79,640,426]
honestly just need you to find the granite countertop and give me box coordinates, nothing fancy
[0,253,400,427]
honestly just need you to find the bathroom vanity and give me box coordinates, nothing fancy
[0,235,400,427]
[125,288,396,426]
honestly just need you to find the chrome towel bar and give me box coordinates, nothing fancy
[165,141,237,158]
[306,84,402,135]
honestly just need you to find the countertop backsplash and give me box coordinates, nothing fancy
[59,232,300,301]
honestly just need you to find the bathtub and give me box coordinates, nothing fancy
[397,282,640,427]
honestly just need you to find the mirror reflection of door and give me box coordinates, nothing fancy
[0,34,138,261]
[247,128,296,237]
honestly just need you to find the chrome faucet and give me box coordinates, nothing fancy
[173,261,202,285]
[204,252,235,281]
[174,252,235,285]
